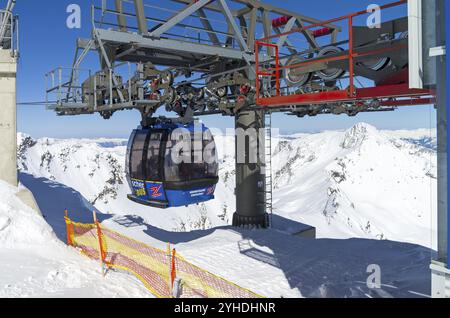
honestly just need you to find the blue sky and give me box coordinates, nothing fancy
[14,0,436,138]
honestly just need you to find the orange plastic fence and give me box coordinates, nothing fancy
[64,213,263,298]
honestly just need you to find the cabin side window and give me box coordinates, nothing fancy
[130,130,147,180]
[146,131,163,181]
[203,130,219,178]
[164,129,218,182]
[164,138,181,182]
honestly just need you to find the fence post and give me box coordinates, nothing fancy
[93,211,105,277]
[64,209,73,246]
[171,248,177,289]
[167,242,172,297]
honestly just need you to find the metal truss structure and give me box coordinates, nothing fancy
[45,0,437,230]
[0,0,19,54]
[45,0,433,122]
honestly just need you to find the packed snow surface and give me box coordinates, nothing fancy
[0,181,151,298]
[2,123,436,298]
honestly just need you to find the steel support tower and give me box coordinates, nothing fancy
[0,0,18,186]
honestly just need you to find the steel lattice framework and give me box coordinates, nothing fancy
[45,0,433,121]
[45,0,438,230]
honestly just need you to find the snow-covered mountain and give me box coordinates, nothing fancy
[10,122,437,298]
[17,123,437,249]
[272,123,437,248]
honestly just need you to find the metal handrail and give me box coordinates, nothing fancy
[91,1,241,49]
[0,8,18,54]
[254,0,427,108]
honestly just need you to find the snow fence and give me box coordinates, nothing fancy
[64,214,263,298]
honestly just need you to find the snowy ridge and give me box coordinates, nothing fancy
[7,123,437,298]
[17,123,437,248]
[272,123,436,248]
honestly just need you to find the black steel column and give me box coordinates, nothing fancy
[232,109,268,228]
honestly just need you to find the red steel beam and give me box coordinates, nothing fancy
[256,84,432,108]
[381,98,435,107]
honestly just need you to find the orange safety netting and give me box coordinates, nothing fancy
[64,215,263,298]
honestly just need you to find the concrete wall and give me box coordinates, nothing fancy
[0,49,17,187]
[431,261,450,298]
[16,188,42,217]
[0,49,41,216]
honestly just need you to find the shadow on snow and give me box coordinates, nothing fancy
[19,173,112,242]
[21,172,432,298]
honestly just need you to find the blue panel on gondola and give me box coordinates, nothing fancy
[166,185,216,207]
[130,179,147,200]
[145,181,167,202]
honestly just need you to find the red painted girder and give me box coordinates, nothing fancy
[256,84,432,107]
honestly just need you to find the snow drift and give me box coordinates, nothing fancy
[0,180,151,297]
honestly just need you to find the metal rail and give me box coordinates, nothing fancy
[255,0,433,109]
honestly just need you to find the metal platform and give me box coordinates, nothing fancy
[255,1,433,114]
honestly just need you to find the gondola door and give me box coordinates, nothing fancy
[127,129,148,201]
[127,128,170,208]
[143,130,169,207]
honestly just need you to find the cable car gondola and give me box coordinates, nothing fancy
[126,119,219,208]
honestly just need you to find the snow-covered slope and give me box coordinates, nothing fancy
[0,180,151,298]
[10,122,437,298]
[17,123,437,248]
[272,123,436,248]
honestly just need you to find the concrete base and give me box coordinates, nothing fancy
[16,186,42,217]
[0,49,18,186]
[0,49,41,217]
[430,261,450,298]
[293,227,316,239]
[271,215,317,239]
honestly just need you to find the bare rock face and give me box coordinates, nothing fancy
[341,122,378,149]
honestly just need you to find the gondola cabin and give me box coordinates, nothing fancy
[126,121,219,208]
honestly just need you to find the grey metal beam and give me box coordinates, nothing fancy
[237,6,253,18]
[197,8,221,46]
[115,0,128,32]
[218,0,249,52]
[239,15,248,42]
[233,0,340,30]
[171,0,238,15]
[93,30,125,103]
[96,28,248,61]
[262,9,273,55]
[277,17,296,49]
[77,38,98,50]
[133,0,148,35]
[274,27,297,55]
[5,0,16,12]
[295,19,319,49]
[149,0,211,38]
[173,0,340,30]
[247,8,257,50]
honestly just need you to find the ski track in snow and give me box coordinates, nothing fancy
[2,123,436,298]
